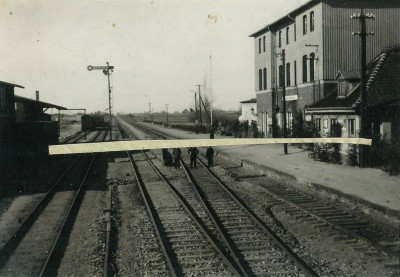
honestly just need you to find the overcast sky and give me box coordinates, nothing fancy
[1,0,309,114]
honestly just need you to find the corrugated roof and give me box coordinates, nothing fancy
[0,80,25,89]
[15,95,67,110]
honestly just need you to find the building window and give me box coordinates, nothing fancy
[258,38,261,53]
[279,65,284,88]
[259,69,262,90]
[294,60,297,85]
[302,55,307,83]
[303,15,307,35]
[310,52,315,81]
[330,118,337,128]
[263,36,266,52]
[294,23,296,41]
[348,119,355,135]
[263,68,267,90]
[286,27,289,45]
[315,118,321,131]
[286,63,291,87]
[278,31,282,48]
[310,11,315,32]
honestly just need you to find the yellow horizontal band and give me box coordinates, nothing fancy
[49,138,371,155]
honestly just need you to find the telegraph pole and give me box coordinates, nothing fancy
[165,104,169,126]
[281,49,288,154]
[351,9,375,167]
[210,55,213,125]
[189,90,199,134]
[196,85,203,125]
[106,62,112,141]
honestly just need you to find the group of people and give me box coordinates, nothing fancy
[162,146,214,169]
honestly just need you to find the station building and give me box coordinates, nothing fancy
[305,47,400,146]
[239,98,257,125]
[250,0,400,137]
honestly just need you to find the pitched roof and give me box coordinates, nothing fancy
[366,47,400,107]
[307,47,400,112]
[14,95,67,110]
[336,70,360,80]
[307,86,360,110]
[240,98,257,104]
[0,80,24,89]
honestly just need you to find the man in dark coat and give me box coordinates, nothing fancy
[172,148,182,168]
[188,147,199,168]
[206,146,214,167]
[162,149,173,166]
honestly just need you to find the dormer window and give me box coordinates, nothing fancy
[338,80,347,97]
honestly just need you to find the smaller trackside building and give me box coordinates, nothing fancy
[250,0,400,137]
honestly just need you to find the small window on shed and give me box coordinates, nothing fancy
[315,118,321,131]
[348,119,355,135]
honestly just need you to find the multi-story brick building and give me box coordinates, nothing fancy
[250,0,400,137]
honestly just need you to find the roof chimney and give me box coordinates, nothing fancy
[36,91,39,101]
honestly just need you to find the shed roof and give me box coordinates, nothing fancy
[0,80,25,89]
[240,98,257,104]
[15,95,67,110]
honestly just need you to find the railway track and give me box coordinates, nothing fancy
[0,129,108,276]
[125,120,400,273]
[117,120,317,276]
[62,128,109,144]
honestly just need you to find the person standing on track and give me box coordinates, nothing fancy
[172,148,181,168]
[188,147,199,168]
[206,146,214,167]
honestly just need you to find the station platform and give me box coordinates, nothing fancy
[135,121,400,217]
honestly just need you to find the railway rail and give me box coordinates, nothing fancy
[117,120,317,276]
[125,120,400,273]
[0,128,108,276]
[62,128,109,144]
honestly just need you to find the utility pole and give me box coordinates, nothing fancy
[281,49,288,154]
[87,62,114,141]
[196,85,203,125]
[165,104,169,126]
[351,9,375,168]
[189,90,199,134]
[210,55,213,126]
